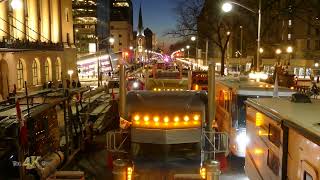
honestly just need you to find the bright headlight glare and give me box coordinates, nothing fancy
[236,131,249,145]
[133,82,139,88]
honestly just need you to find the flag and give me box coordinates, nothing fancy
[119,117,131,129]
[111,88,115,100]
[273,74,279,98]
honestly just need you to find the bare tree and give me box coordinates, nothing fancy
[166,0,204,38]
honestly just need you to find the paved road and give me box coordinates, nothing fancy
[65,133,248,180]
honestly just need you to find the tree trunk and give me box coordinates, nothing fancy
[220,49,225,76]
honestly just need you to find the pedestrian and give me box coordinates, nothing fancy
[77,80,81,88]
[66,79,70,88]
[72,80,76,88]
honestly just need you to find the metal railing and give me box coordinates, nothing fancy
[106,130,129,153]
[201,130,229,161]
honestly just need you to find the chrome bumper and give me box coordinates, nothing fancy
[131,128,201,144]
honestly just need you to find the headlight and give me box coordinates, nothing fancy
[133,82,139,88]
[236,130,249,145]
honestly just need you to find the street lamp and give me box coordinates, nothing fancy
[11,0,23,9]
[222,2,233,12]
[191,36,198,69]
[286,46,293,65]
[109,37,115,44]
[222,0,262,72]
[186,45,190,59]
[129,46,133,50]
[275,48,282,65]
[68,70,74,82]
[259,47,264,54]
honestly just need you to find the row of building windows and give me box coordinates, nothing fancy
[16,58,62,89]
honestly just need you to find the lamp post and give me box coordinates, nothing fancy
[275,48,282,64]
[186,45,190,61]
[96,37,115,86]
[68,70,74,82]
[286,46,293,66]
[191,36,197,69]
[181,48,185,59]
[222,0,262,72]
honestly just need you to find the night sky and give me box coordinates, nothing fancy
[132,0,178,48]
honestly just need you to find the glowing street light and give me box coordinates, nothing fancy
[222,0,262,71]
[181,48,185,52]
[109,37,115,45]
[129,46,133,50]
[186,45,190,59]
[190,36,198,69]
[11,0,23,10]
[259,48,264,54]
[286,46,293,65]
[68,70,74,81]
[222,2,233,12]
[226,31,231,35]
[287,46,293,53]
[275,49,282,55]
[315,63,319,68]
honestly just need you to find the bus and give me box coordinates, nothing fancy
[245,97,320,180]
[215,78,295,157]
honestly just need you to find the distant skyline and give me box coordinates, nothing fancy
[132,0,179,49]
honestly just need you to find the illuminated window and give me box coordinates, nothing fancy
[113,2,129,7]
[288,34,291,40]
[55,58,61,81]
[45,59,52,82]
[32,60,40,85]
[17,59,24,89]
[288,19,292,26]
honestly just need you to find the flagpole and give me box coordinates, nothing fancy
[14,84,25,180]
[25,81,30,117]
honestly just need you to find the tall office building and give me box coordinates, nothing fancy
[73,0,110,54]
[0,0,76,100]
[144,28,154,50]
[109,0,133,52]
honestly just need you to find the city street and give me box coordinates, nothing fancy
[64,131,248,180]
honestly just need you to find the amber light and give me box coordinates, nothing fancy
[254,148,263,155]
[174,116,180,122]
[134,115,140,121]
[153,116,159,122]
[127,167,133,180]
[131,114,201,129]
[255,112,263,127]
[200,167,206,179]
[164,116,169,123]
